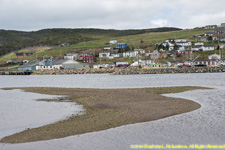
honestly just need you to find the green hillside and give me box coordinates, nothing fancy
[0,27,181,57]
[1,28,221,66]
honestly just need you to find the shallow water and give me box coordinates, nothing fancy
[0,73,224,89]
[0,73,225,150]
[0,89,83,139]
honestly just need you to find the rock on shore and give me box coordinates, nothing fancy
[31,66,225,75]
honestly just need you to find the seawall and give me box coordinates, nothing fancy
[31,66,225,75]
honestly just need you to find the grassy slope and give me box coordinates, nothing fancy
[0,28,181,56]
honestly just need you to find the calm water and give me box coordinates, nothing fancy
[0,73,225,150]
[0,73,224,89]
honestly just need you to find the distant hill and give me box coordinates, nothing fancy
[0,27,181,56]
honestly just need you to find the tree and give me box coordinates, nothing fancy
[207,36,213,42]
[217,45,220,50]
[174,43,179,50]
[166,44,169,51]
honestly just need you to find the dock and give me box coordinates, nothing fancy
[0,71,32,75]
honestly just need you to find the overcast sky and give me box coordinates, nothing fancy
[0,0,225,31]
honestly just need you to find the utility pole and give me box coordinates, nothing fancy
[137,46,140,67]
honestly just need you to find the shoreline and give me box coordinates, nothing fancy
[33,66,225,75]
[0,86,210,143]
[0,66,225,75]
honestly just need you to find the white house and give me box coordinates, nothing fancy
[104,46,112,50]
[177,46,186,51]
[204,32,213,36]
[191,46,202,52]
[134,49,145,55]
[111,53,123,58]
[93,64,113,69]
[208,54,221,60]
[165,39,175,43]
[99,52,110,58]
[175,39,187,43]
[36,60,67,70]
[195,43,204,46]
[64,53,78,60]
[201,45,215,51]
[123,51,137,57]
[176,42,192,47]
[109,40,117,44]
[168,42,175,47]
[191,45,215,52]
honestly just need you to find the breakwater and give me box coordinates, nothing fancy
[32,66,225,75]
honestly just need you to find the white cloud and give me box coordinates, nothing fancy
[0,0,225,31]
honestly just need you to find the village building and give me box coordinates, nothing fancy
[6,59,18,64]
[64,53,78,60]
[83,56,97,63]
[175,39,187,43]
[205,25,217,29]
[116,43,128,48]
[99,52,110,58]
[16,53,25,58]
[36,59,67,70]
[123,51,137,57]
[204,32,214,36]
[62,60,89,69]
[145,50,161,59]
[110,53,123,58]
[165,39,175,43]
[79,53,93,60]
[214,29,225,34]
[176,42,192,47]
[109,40,117,44]
[18,60,39,71]
[104,46,112,50]
[201,45,215,51]
[194,42,204,46]
[194,59,220,66]
[61,43,70,47]
[221,23,225,27]
[208,54,221,60]
[191,45,215,52]
[176,49,190,54]
[93,64,114,69]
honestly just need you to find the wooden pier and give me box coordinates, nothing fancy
[0,71,32,75]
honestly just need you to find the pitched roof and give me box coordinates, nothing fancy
[19,60,39,67]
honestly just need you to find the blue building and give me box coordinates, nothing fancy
[18,61,39,71]
[116,43,128,49]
